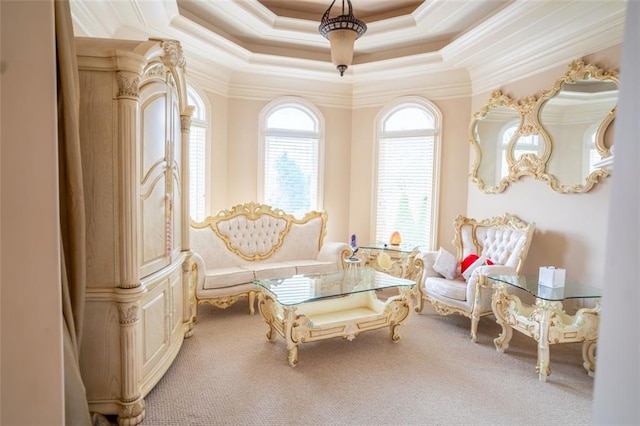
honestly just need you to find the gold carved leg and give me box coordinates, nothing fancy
[470,278,484,342]
[257,293,277,341]
[470,315,480,343]
[491,283,513,352]
[390,323,401,342]
[282,307,299,367]
[582,340,597,377]
[414,284,425,313]
[387,289,412,342]
[248,290,256,315]
[535,300,556,382]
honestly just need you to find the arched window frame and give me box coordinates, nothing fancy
[373,97,442,250]
[187,84,210,222]
[258,97,325,216]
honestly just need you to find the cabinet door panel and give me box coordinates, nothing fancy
[142,282,169,376]
[141,91,167,176]
[170,268,183,337]
[140,85,170,277]
[140,178,168,277]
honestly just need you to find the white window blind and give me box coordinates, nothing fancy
[189,125,206,222]
[262,103,321,217]
[264,135,318,217]
[375,103,439,249]
[187,86,207,222]
[376,136,434,248]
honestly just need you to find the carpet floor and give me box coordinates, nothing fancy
[139,297,594,425]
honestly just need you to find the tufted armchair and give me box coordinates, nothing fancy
[415,213,535,342]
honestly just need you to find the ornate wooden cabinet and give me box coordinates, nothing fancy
[76,38,196,425]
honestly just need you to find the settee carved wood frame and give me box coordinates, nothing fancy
[191,201,328,261]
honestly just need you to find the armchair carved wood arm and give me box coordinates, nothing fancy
[415,213,535,342]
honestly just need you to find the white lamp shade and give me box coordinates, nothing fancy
[328,29,357,68]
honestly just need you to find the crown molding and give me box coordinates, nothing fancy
[70,0,627,103]
[441,0,626,95]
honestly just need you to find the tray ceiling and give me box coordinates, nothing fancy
[69,0,626,88]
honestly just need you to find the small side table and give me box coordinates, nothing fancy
[484,274,601,382]
[356,243,421,280]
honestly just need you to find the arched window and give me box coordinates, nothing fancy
[187,85,208,222]
[374,98,441,249]
[259,98,323,217]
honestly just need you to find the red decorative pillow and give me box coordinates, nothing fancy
[461,254,479,274]
[461,254,493,274]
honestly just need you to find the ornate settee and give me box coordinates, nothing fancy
[190,202,352,316]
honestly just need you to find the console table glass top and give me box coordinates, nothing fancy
[359,243,419,253]
[254,267,415,306]
[488,275,602,301]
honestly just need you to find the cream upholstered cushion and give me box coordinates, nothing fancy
[433,247,459,279]
[202,267,255,290]
[424,276,467,301]
[285,260,336,275]
[249,262,297,280]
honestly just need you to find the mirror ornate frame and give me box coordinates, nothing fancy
[470,60,619,194]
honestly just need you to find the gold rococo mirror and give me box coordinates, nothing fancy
[470,60,619,194]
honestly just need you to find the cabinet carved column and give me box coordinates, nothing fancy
[76,38,196,425]
[117,300,144,425]
[116,69,142,289]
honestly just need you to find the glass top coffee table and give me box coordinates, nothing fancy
[255,267,416,367]
[485,274,601,382]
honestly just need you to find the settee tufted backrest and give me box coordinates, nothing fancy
[191,202,327,262]
[216,214,288,258]
[455,213,535,273]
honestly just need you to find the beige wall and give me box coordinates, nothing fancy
[198,45,620,287]
[348,97,471,251]
[467,45,622,287]
[208,92,471,247]
[1,0,65,423]
[206,89,229,213]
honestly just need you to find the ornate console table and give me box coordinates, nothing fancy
[484,274,601,382]
[356,243,421,280]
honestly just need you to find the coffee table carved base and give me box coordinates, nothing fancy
[491,282,600,382]
[257,289,413,367]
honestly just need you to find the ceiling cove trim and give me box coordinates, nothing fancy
[194,0,324,46]
[352,81,473,109]
[227,84,354,110]
[70,0,118,37]
[184,61,232,98]
[469,20,624,94]
[171,15,253,66]
[443,1,624,70]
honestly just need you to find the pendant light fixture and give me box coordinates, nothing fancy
[318,0,367,77]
